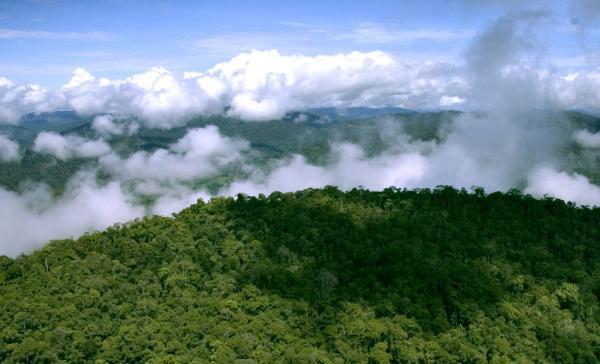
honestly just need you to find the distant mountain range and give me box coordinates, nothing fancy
[305,107,415,120]
[0,107,418,144]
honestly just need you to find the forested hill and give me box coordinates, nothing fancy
[1,187,599,363]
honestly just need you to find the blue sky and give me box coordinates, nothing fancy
[0,0,597,87]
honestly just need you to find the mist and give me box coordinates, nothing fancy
[0,6,599,257]
[0,173,143,258]
[33,132,111,160]
[0,134,20,162]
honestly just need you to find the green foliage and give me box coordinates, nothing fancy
[1,187,599,362]
[0,111,454,194]
[2,110,598,195]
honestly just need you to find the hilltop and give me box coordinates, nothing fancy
[1,187,599,362]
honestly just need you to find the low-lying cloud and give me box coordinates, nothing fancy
[99,125,248,184]
[33,132,111,160]
[92,114,139,137]
[0,9,599,258]
[0,174,143,258]
[0,134,20,162]
[526,167,600,206]
[574,129,600,148]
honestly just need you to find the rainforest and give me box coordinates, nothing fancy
[1,0,600,362]
[1,187,599,362]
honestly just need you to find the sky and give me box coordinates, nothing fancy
[1,0,597,88]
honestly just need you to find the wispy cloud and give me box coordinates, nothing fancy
[277,21,474,44]
[194,32,325,56]
[0,28,115,41]
[195,23,473,60]
[330,23,475,44]
[63,50,114,58]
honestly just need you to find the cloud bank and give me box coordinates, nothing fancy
[0,77,65,124]
[1,48,599,126]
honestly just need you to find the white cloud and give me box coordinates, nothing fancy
[440,95,465,106]
[62,67,95,90]
[0,50,466,125]
[0,79,65,123]
[151,189,210,216]
[210,50,472,120]
[573,129,600,148]
[5,109,595,258]
[0,174,143,257]
[218,113,545,199]
[217,13,600,206]
[223,144,428,196]
[33,132,111,160]
[60,66,224,128]
[0,77,13,87]
[550,69,600,111]
[526,166,600,206]
[99,125,248,183]
[92,114,138,137]
[0,125,247,256]
[0,134,20,162]
[1,49,600,125]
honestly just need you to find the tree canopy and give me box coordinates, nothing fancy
[1,186,599,363]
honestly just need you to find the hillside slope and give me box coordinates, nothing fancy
[1,187,599,363]
[1,110,598,195]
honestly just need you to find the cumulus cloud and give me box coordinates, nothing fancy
[33,132,112,160]
[59,66,225,128]
[0,51,467,125]
[219,11,597,206]
[1,46,600,125]
[52,51,465,124]
[211,50,424,120]
[0,134,20,162]
[0,78,64,123]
